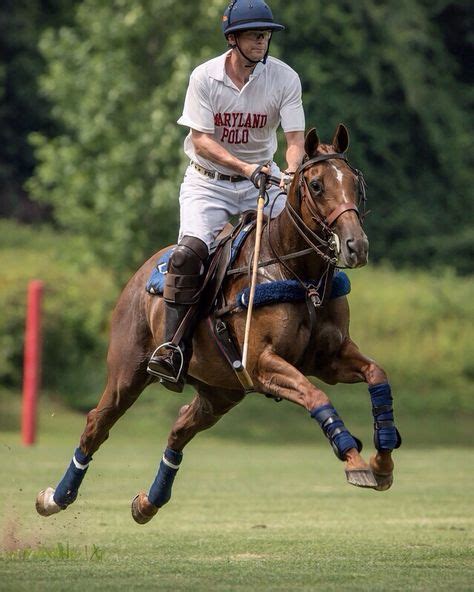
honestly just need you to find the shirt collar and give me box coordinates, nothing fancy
[208,50,266,82]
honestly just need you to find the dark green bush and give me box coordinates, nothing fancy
[0,220,117,406]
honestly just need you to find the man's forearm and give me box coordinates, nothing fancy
[285,143,305,173]
[192,132,252,177]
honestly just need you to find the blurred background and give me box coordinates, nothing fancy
[0,0,472,444]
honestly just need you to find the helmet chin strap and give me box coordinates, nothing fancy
[228,34,272,68]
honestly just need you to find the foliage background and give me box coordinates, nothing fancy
[2,0,472,274]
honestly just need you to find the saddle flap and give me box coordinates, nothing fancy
[211,222,234,251]
[202,212,258,313]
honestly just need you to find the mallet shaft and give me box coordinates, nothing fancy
[242,181,266,369]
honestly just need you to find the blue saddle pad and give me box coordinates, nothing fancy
[236,273,351,309]
[146,247,175,294]
[146,243,350,305]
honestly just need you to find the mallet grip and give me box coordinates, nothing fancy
[232,361,254,391]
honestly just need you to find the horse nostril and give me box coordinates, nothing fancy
[345,237,368,265]
[346,238,357,254]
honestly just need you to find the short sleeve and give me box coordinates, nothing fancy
[280,74,305,133]
[177,72,215,133]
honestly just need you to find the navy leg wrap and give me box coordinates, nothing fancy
[148,447,183,508]
[311,405,362,461]
[369,383,402,451]
[53,447,92,508]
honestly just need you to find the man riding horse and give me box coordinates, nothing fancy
[147,0,306,389]
[35,0,402,524]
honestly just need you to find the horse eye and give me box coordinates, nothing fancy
[310,179,323,194]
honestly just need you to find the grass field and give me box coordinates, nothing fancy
[0,389,473,591]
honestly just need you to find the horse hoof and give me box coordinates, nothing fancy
[369,455,394,491]
[35,487,62,517]
[345,468,378,488]
[372,472,393,491]
[131,491,159,524]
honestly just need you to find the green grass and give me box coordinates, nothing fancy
[0,391,473,591]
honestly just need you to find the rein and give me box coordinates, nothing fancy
[225,152,367,310]
[226,246,315,276]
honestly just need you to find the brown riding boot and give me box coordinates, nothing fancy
[147,302,191,392]
[147,235,208,392]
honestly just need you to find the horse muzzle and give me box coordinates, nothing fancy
[339,233,369,268]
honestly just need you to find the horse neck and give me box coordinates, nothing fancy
[267,196,328,281]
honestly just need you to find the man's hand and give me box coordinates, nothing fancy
[244,163,271,188]
[280,170,295,191]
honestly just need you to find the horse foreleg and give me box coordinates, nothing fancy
[132,385,244,524]
[255,349,377,488]
[327,338,402,491]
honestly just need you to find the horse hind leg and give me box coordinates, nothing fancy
[132,384,244,524]
[36,348,152,517]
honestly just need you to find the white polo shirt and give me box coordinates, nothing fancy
[177,50,305,176]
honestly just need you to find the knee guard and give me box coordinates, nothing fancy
[164,236,208,305]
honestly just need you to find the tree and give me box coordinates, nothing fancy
[30,0,473,275]
[274,0,473,271]
[30,0,224,276]
[0,0,78,220]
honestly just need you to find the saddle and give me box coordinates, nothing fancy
[146,211,258,307]
[146,212,351,393]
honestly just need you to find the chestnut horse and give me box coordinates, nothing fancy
[36,125,400,524]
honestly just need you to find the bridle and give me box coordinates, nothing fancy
[266,152,368,306]
[227,152,368,307]
[288,152,367,252]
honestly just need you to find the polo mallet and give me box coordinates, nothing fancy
[240,172,267,379]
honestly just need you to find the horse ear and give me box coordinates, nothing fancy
[332,123,350,153]
[304,128,320,158]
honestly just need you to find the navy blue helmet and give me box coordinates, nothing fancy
[222,0,285,36]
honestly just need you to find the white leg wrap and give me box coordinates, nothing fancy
[72,456,89,470]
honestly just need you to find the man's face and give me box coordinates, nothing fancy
[231,29,272,61]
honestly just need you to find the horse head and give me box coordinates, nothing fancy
[288,124,369,268]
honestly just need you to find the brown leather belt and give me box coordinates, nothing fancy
[190,161,248,183]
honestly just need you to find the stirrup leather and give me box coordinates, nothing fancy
[147,342,185,383]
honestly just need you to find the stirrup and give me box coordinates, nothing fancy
[147,342,184,383]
